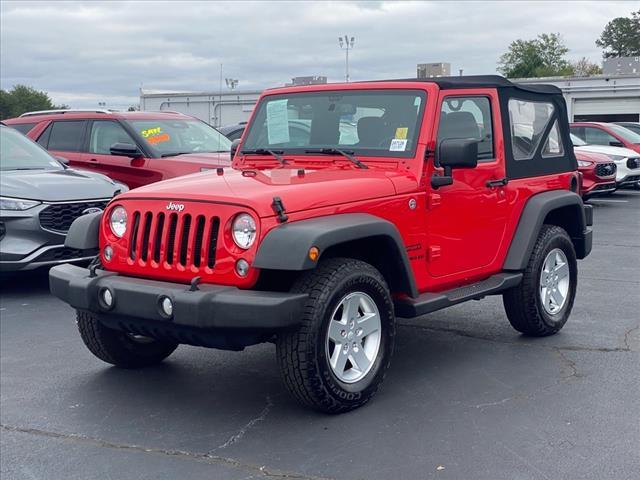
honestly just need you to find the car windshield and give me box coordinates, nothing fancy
[570,133,587,146]
[242,89,426,158]
[0,126,63,171]
[126,119,232,157]
[608,124,640,144]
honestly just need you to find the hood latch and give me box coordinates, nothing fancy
[271,197,288,223]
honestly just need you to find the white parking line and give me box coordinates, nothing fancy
[589,199,629,203]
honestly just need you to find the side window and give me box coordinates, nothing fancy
[89,121,135,154]
[47,121,86,152]
[508,99,561,160]
[10,123,37,135]
[583,127,618,146]
[438,97,494,161]
[36,123,52,148]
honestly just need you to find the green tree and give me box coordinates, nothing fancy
[570,57,603,77]
[596,10,640,58]
[0,85,65,120]
[498,33,572,78]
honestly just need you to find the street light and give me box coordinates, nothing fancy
[338,35,355,82]
[225,78,239,90]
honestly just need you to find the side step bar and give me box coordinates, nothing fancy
[394,272,523,319]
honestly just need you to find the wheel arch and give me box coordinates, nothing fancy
[253,213,418,298]
[503,190,591,271]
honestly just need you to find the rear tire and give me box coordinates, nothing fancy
[76,310,178,368]
[276,258,395,414]
[503,225,577,336]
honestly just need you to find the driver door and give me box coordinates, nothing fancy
[81,120,149,188]
[425,90,509,280]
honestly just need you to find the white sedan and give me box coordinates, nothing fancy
[571,134,640,188]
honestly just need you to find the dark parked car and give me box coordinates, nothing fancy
[0,125,126,271]
[3,110,231,189]
[218,122,247,141]
[613,122,640,136]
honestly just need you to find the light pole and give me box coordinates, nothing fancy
[338,35,355,82]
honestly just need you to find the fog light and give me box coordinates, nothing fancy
[103,245,113,262]
[236,259,250,277]
[101,288,114,309]
[160,296,173,317]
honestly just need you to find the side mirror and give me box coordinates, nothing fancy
[230,139,241,160]
[110,143,143,158]
[55,156,69,166]
[431,139,479,189]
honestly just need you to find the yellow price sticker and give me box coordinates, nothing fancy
[395,127,408,140]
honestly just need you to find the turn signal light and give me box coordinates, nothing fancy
[308,247,320,262]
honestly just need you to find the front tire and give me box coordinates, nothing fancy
[76,310,178,368]
[276,258,395,413]
[503,225,577,336]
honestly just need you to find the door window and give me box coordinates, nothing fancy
[508,99,560,160]
[89,121,136,154]
[46,121,86,152]
[438,97,494,161]
[583,127,619,146]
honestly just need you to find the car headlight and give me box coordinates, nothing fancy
[109,206,127,238]
[0,196,41,211]
[577,160,593,167]
[232,213,257,249]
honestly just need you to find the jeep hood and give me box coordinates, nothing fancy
[1,168,122,202]
[122,168,408,217]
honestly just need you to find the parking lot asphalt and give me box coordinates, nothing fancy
[1,191,639,480]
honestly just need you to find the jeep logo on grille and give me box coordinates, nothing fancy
[166,201,185,212]
[82,207,103,215]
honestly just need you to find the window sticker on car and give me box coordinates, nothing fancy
[266,99,290,144]
[395,127,408,140]
[141,127,170,145]
[390,138,407,151]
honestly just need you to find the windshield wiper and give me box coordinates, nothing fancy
[160,151,193,158]
[242,149,287,166]
[10,167,48,171]
[304,148,367,169]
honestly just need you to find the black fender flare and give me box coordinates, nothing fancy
[503,190,592,271]
[253,213,418,297]
[64,212,102,250]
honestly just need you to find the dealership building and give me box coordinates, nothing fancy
[140,73,640,127]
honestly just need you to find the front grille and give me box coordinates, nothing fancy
[623,175,640,183]
[595,163,617,178]
[128,211,220,269]
[627,157,640,169]
[39,201,108,233]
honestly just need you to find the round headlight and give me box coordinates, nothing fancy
[232,213,257,249]
[109,206,127,238]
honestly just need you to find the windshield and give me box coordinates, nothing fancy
[0,126,63,171]
[242,89,426,158]
[608,124,640,144]
[570,133,587,146]
[126,119,232,157]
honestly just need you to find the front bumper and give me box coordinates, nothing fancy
[49,264,307,350]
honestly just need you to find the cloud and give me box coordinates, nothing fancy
[0,1,633,109]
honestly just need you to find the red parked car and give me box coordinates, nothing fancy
[50,76,592,413]
[570,122,640,154]
[575,150,617,198]
[3,110,231,189]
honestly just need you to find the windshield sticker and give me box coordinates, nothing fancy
[395,127,408,140]
[389,139,408,152]
[266,99,290,144]
[141,127,170,145]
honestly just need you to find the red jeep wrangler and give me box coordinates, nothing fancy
[50,76,592,413]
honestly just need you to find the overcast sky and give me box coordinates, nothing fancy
[0,1,634,109]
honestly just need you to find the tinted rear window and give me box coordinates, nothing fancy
[47,121,86,151]
[9,123,37,135]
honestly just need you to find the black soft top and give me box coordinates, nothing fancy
[383,75,562,95]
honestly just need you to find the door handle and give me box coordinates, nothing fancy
[88,158,98,162]
[486,177,508,188]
